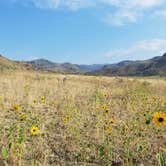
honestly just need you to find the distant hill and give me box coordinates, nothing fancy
[77,64,107,72]
[91,53,166,76]
[26,59,81,73]
[0,54,105,74]
[25,59,105,73]
[1,53,166,76]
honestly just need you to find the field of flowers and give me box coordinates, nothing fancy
[0,71,166,166]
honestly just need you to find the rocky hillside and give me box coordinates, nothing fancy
[91,53,166,76]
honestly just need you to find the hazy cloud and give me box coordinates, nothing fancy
[153,9,166,19]
[105,39,166,61]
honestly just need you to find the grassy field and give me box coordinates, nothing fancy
[0,71,166,166]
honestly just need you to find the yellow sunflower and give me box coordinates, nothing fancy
[153,112,166,126]
[63,117,69,123]
[104,125,111,134]
[101,105,109,113]
[109,118,115,125]
[12,104,21,112]
[33,99,37,104]
[159,98,164,104]
[19,114,27,121]
[40,96,46,103]
[101,105,107,110]
[30,126,40,135]
[50,100,56,107]
[103,94,108,98]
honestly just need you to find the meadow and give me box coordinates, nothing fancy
[0,71,166,166]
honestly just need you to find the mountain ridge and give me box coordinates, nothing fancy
[25,59,106,73]
[0,53,166,76]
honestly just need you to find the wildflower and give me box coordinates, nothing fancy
[0,95,4,100]
[133,122,137,127]
[96,106,100,111]
[105,109,109,113]
[0,103,3,107]
[19,114,27,121]
[103,94,108,98]
[152,96,157,102]
[33,99,37,104]
[159,98,164,104]
[12,104,21,112]
[101,105,109,113]
[63,117,69,123]
[109,118,115,125]
[104,125,111,134]
[50,101,56,107]
[102,105,107,110]
[153,112,166,126]
[122,125,129,134]
[40,96,45,103]
[30,126,40,135]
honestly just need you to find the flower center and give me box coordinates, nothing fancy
[158,117,164,122]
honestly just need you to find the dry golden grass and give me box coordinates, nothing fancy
[0,71,166,166]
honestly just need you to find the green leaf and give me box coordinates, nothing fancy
[156,153,166,166]
[17,137,23,144]
[1,146,8,159]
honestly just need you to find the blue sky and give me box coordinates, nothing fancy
[0,0,166,64]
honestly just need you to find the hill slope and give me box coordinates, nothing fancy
[0,54,33,72]
[92,53,166,76]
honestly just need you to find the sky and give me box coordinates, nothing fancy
[0,0,166,64]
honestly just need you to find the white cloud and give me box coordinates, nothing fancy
[31,0,61,9]
[104,10,142,26]
[105,39,166,61]
[13,0,165,10]
[102,0,163,8]
[29,0,95,10]
[64,0,95,10]
[10,0,166,25]
[153,9,166,19]
[102,0,165,26]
